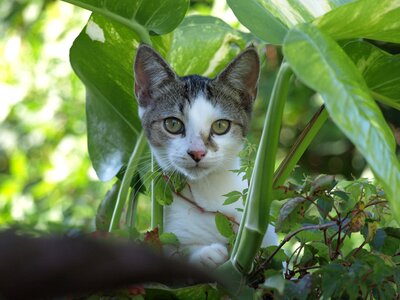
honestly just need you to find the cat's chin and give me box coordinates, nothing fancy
[179,166,213,181]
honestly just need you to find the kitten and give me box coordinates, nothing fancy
[134,44,277,268]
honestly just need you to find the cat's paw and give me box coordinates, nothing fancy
[189,243,228,268]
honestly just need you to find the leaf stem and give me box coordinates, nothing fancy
[273,105,328,188]
[151,155,164,231]
[231,63,292,274]
[62,0,152,44]
[109,132,147,232]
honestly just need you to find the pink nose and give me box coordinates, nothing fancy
[187,150,206,162]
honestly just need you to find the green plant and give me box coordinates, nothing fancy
[62,0,400,298]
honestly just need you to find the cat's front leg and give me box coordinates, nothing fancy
[188,243,228,268]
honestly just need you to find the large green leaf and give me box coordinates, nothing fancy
[226,0,351,45]
[258,0,352,28]
[70,15,249,180]
[283,23,400,221]
[314,0,400,43]
[63,0,189,37]
[70,14,146,181]
[343,40,400,110]
[167,16,249,77]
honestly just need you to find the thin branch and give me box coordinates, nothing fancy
[255,222,336,273]
[365,200,389,208]
[352,240,367,257]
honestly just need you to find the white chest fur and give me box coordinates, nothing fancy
[163,158,278,267]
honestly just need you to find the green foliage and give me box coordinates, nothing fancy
[254,176,398,299]
[283,23,400,221]
[3,0,400,298]
[0,1,110,232]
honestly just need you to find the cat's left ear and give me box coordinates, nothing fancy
[215,46,260,100]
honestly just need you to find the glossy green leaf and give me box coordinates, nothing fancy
[343,40,400,110]
[168,16,250,77]
[314,0,400,43]
[227,0,350,45]
[70,14,149,181]
[63,0,189,37]
[283,23,400,221]
[227,0,287,45]
[70,15,248,180]
[259,0,351,28]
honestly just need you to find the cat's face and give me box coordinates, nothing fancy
[134,45,260,180]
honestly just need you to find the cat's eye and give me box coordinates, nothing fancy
[211,119,231,135]
[164,117,184,134]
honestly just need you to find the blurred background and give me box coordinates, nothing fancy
[1,0,399,234]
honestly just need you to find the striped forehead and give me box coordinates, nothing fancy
[187,94,219,134]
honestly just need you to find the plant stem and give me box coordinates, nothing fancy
[231,63,292,274]
[126,184,139,232]
[62,0,152,44]
[151,155,163,231]
[109,132,147,232]
[273,105,328,188]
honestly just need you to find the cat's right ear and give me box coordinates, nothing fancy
[134,44,176,107]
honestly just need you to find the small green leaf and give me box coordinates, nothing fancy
[153,177,173,206]
[276,197,309,232]
[314,0,400,43]
[223,191,242,205]
[215,212,235,238]
[310,175,337,194]
[160,232,180,246]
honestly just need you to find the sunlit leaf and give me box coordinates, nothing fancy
[283,23,400,222]
[167,16,250,77]
[343,40,400,110]
[314,0,400,43]
[70,14,146,181]
[227,0,351,44]
[227,0,287,45]
[63,0,189,35]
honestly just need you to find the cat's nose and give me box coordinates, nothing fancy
[187,150,206,162]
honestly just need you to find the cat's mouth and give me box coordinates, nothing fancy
[180,163,213,180]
